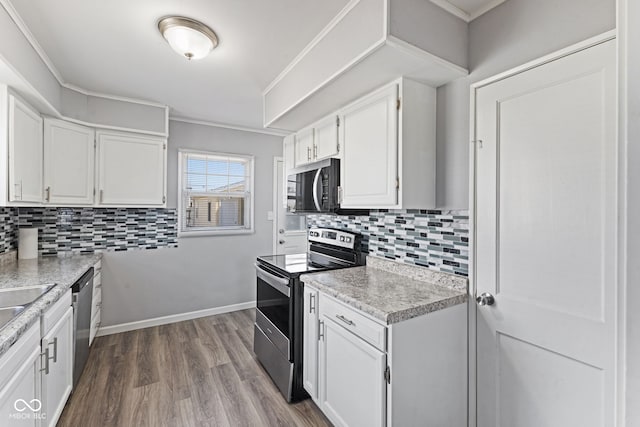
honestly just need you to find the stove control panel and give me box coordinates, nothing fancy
[308,228,359,250]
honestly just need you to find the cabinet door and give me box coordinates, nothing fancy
[44,119,95,205]
[314,116,339,161]
[294,128,314,167]
[8,95,43,203]
[96,132,166,206]
[41,307,73,427]
[319,317,386,427]
[303,286,319,401]
[340,84,398,208]
[0,329,41,426]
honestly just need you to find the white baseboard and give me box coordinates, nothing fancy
[95,301,256,337]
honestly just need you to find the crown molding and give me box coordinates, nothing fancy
[429,0,507,23]
[170,116,289,137]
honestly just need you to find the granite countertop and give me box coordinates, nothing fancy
[0,252,102,358]
[300,256,468,324]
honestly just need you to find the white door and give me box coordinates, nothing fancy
[8,95,43,203]
[303,286,319,401]
[314,115,339,161]
[340,84,398,208]
[96,131,166,206]
[294,128,314,167]
[41,307,73,427]
[274,159,307,255]
[319,317,386,427]
[44,118,95,205]
[474,40,617,426]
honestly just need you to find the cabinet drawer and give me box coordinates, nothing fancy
[319,294,386,351]
[42,289,72,335]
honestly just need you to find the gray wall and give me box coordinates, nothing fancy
[435,0,615,208]
[100,121,282,326]
[625,0,640,424]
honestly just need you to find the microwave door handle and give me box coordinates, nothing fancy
[312,169,322,211]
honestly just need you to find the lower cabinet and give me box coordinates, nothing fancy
[40,305,73,427]
[319,317,386,427]
[302,286,319,400]
[303,284,468,427]
[0,324,41,426]
[89,260,103,345]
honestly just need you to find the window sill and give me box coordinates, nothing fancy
[178,228,255,238]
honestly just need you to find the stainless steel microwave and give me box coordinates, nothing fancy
[286,159,368,215]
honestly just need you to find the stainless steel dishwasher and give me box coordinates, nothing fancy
[72,267,93,387]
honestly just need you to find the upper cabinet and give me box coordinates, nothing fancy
[314,115,340,161]
[341,78,436,209]
[96,131,166,206]
[8,94,43,203]
[264,0,467,131]
[294,127,315,167]
[340,84,398,208]
[44,118,95,205]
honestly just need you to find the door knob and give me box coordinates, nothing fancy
[279,229,285,234]
[279,240,285,245]
[476,292,495,306]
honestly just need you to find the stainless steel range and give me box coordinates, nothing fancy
[254,228,364,402]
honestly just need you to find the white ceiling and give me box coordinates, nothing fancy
[8,0,349,129]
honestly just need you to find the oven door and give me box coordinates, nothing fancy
[255,263,292,359]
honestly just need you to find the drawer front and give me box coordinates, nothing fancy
[319,293,386,351]
[42,289,72,335]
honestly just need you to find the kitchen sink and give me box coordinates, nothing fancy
[0,306,25,330]
[0,284,55,308]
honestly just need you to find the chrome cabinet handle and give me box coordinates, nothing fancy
[476,292,495,306]
[335,314,355,326]
[318,320,325,341]
[313,144,318,159]
[307,146,311,161]
[99,189,104,203]
[50,337,58,363]
[309,293,316,314]
[41,348,50,374]
[45,186,51,202]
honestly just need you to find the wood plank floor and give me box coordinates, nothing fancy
[59,309,332,427]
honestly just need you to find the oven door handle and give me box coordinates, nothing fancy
[312,168,322,212]
[255,263,291,297]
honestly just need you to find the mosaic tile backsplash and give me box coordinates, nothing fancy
[0,207,178,256]
[0,208,18,254]
[308,209,469,276]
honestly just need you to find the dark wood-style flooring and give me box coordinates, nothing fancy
[58,309,331,427]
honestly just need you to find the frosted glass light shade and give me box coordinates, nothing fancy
[158,17,218,60]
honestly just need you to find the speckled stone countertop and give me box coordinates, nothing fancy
[0,252,102,357]
[300,256,468,324]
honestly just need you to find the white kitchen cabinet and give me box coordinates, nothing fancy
[43,118,95,205]
[319,317,386,427]
[41,306,73,427]
[96,131,166,206]
[313,115,339,161]
[339,78,436,209]
[294,127,314,167]
[283,135,295,208]
[8,94,43,204]
[0,323,41,426]
[303,285,319,401]
[40,289,73,427]
[303,286,467,427]
[89,260,102,345]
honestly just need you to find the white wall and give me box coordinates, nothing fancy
[624,0,640,424]
[100,120,282,326]
[435,0,615,208]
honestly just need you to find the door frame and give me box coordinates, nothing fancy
[467,29,624,427]
[273,156,283,254]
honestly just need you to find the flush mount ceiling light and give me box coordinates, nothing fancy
[158,16,219,60]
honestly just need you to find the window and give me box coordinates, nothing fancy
[179,150,254,235]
